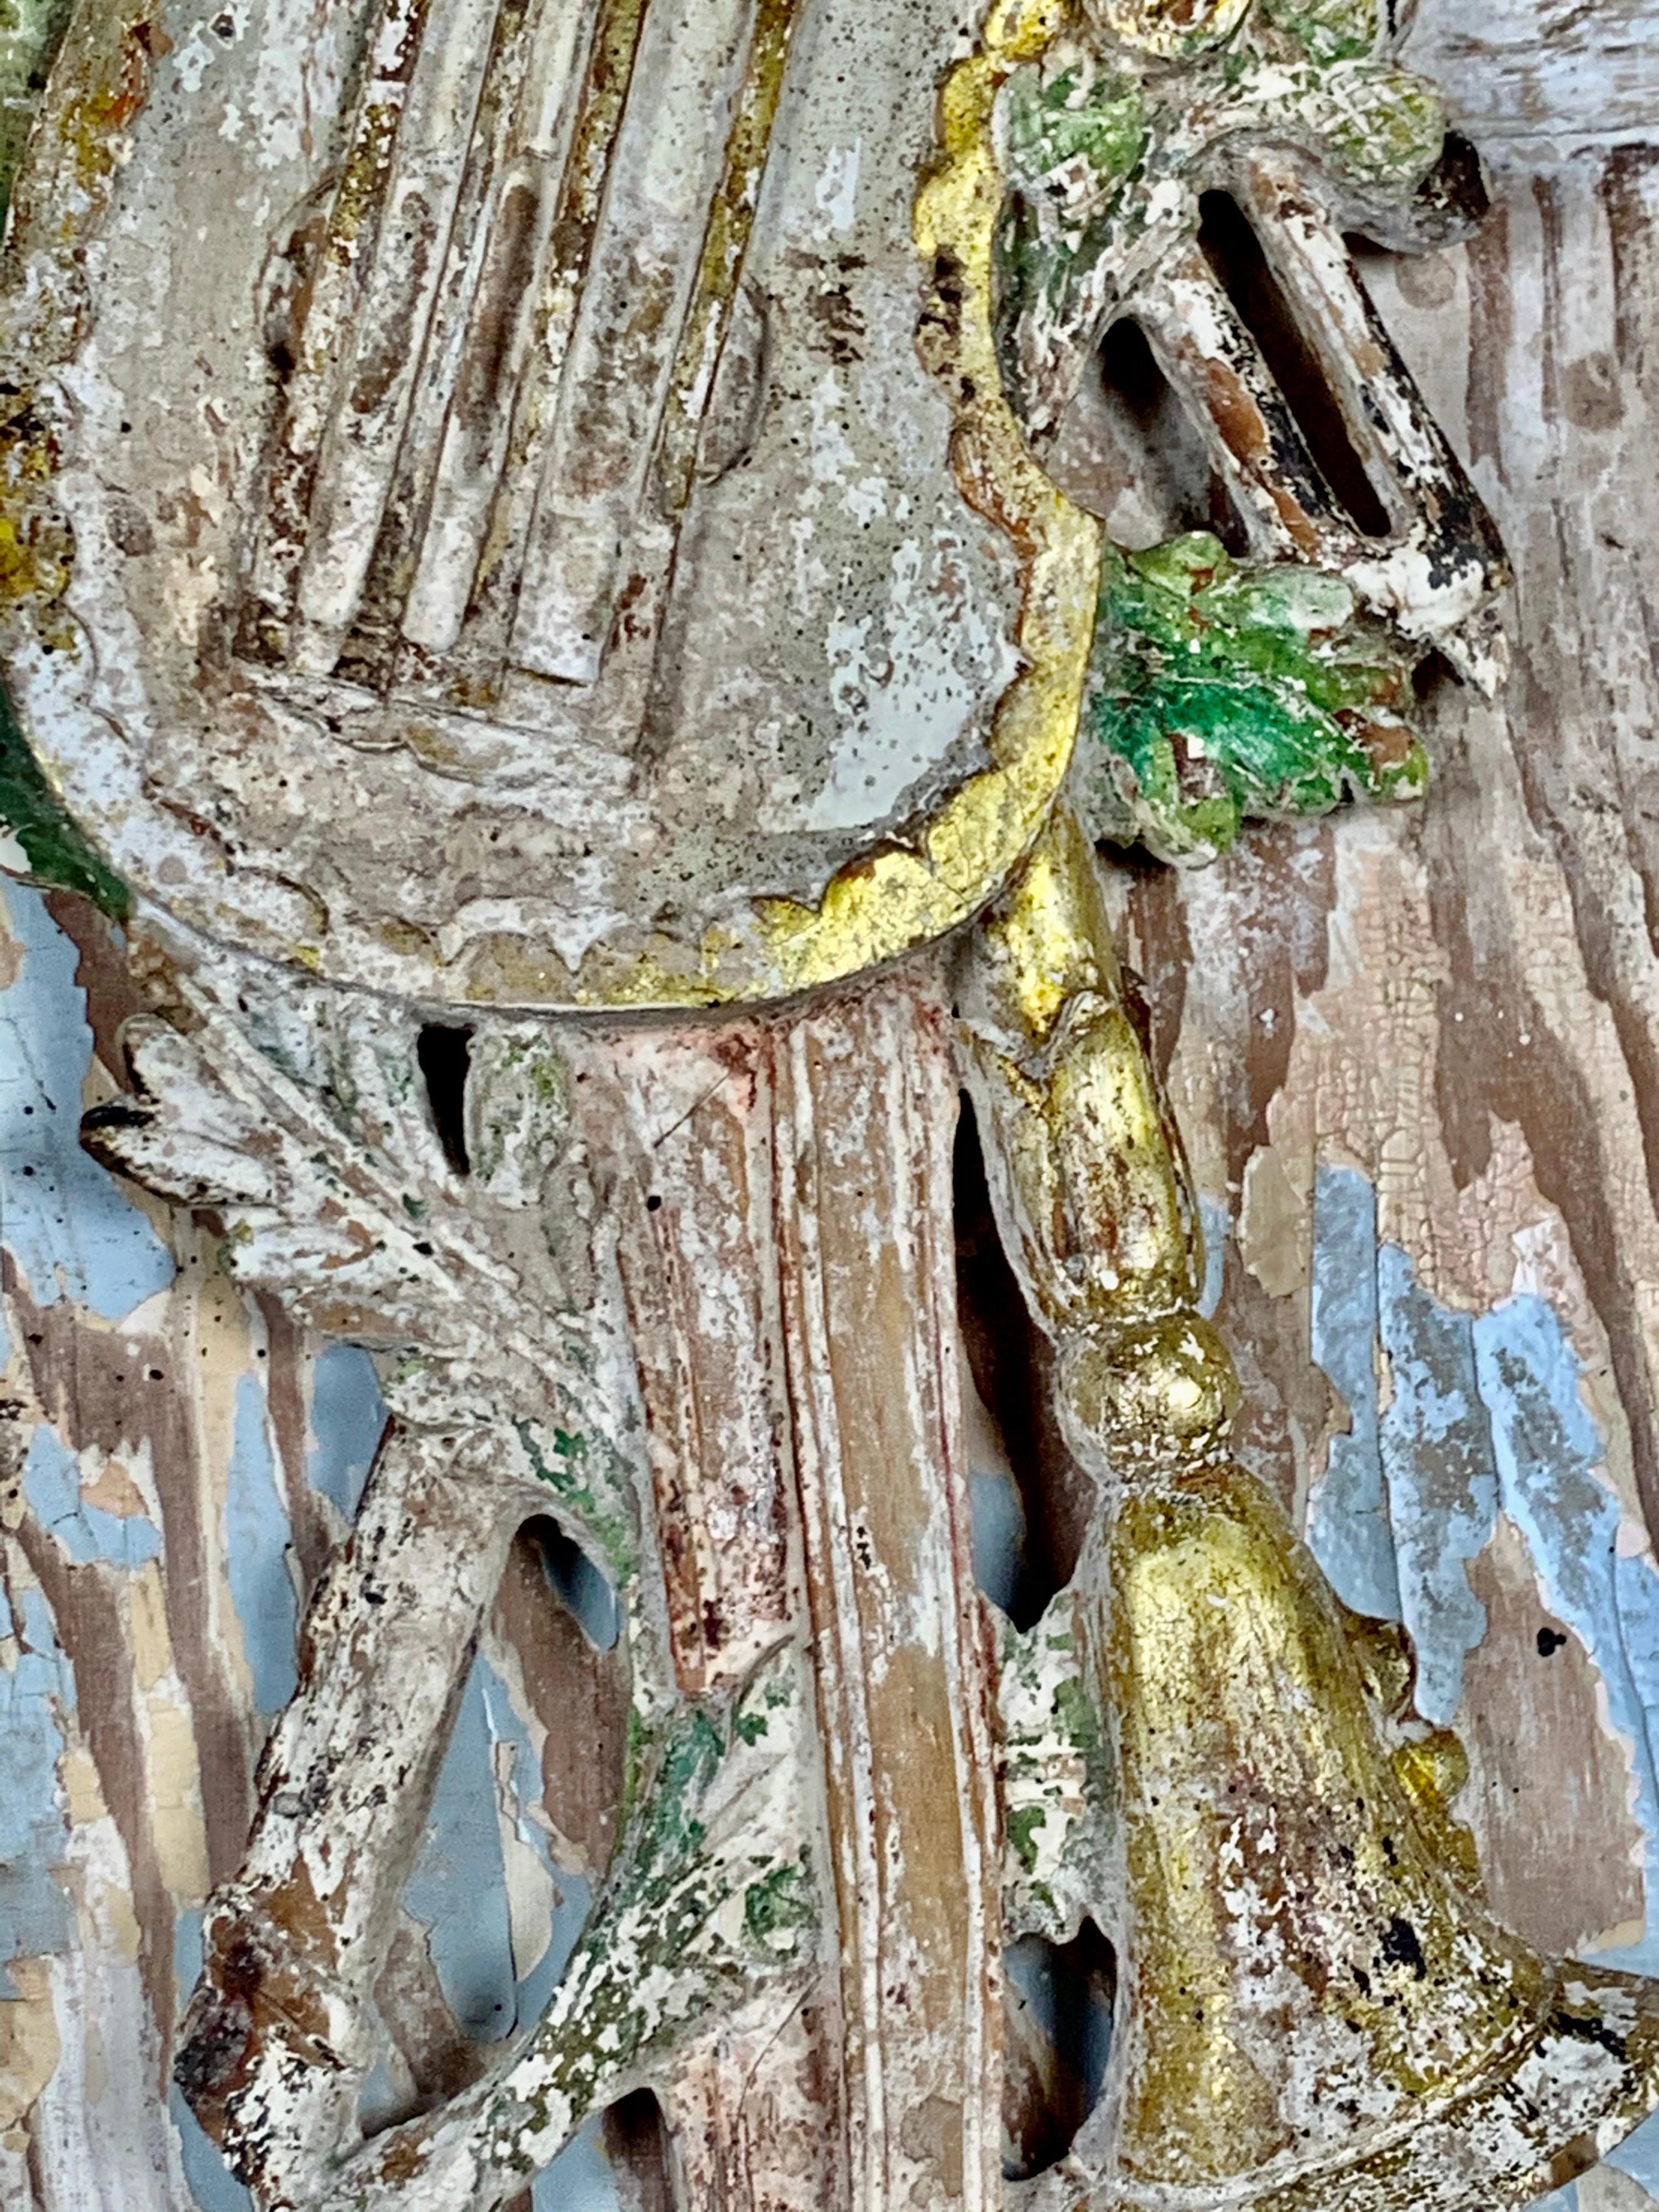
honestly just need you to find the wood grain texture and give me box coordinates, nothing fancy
[771,982,1000,2212]
[2,2,1659,2206]
[574,973,1001,2212]
[1100,88,1659,2209]
[1404,0,1659,153]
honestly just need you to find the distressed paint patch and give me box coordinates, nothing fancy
[403,1642,598,2049]
[1311,1168,1506,1723]
[803,524,1021,835]
[0,1950,58,2147]
[304,1341,388,1522]
[1376,1241,1498,1725]
[1473,1295,1659,1979]
[402,1656,517,2044]
[170,1910,253,2211]
[1303,1164,1659,2211]
[224,1373,298,1721]
[1307,1165,1402,1622]
[171,2085,255,2212]
[0,1580,75,1987]
[0,881,173,1326]
[1309,1165,1659,1982]
[22,1422,162,1569]
[475,1657,593,2028]
[1457,1515,1647,1960]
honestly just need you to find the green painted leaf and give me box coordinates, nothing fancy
[1313,61,1446,192]
[1082,533,1427,866]
[1001,58,1146,191]
[1008,1802,1048,1877]
[0,685,128,916]
[743,1860,812,1949]
[1258,0,1378,65]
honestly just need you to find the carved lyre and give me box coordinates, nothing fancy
[0,0,1656,2207]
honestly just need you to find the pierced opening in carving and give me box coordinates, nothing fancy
[603,2088,676,2212]
[416,1023,473,1177]
[372,1514,628,2120]
[1003,1919,1118,2179]
[1410,129,1490,240]
[1196,189,1394,540]
[956,1096,1095,1627]
[1412,645,1460,705]
[1048,314,1246,554]
[520,1513,621,1652]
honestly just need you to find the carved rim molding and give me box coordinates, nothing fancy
[0,0,1099,1013]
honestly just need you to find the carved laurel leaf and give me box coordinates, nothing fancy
[84,997,642,1577]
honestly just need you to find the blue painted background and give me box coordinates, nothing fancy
[1305,1165,1659,2208]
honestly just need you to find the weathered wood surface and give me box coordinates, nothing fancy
[2,4,1659,2211]
[583,979,1001,2212]
[1092,29,1659,2209]
[1404,0,1659,155]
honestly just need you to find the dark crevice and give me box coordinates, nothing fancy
[955,1096,1095,1628]
[1003,1919,1118,2179]
[417,1022,473,1177]
[1410,131,1491,244]
[520,1512,620,1652]
[1412,645,1461,705]
[1093,316,1249,555]
[603,2088,676,2212]
[1196,189,1394,540]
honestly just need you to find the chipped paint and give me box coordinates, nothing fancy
[22,1422,162,1570]
[962,811,1659,2209]
[1302,1161,1659,2212]
[1307,1160,1659,1987]
[1309,1164,1501,1720]
[0,0,1093,1010]
[225,1372,298,1722]
[0,881,627,2208]
[1474,1296,1659,1979]
[1308,1165,1403,1622]
[0,881,172,1321]
[1,4,1657,2211]
[0,1582,75,1983]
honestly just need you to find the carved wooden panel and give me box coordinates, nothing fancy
[1,1,1658,2210]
